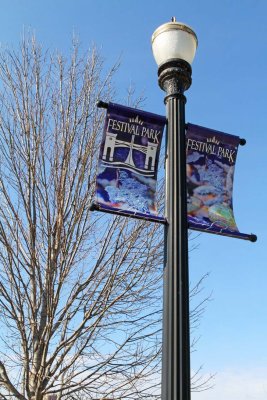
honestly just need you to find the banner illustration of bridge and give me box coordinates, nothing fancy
[102,131,158,177]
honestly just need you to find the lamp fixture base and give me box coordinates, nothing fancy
[158,59,192,98]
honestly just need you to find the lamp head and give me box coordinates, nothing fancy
[151,17,198,67]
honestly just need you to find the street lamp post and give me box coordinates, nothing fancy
[151,18,198,400]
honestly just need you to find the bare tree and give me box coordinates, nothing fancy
[0,35,164,400]
[0,36,211,400]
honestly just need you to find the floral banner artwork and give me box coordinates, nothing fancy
[186,123,255,241]
[92,102,166,222]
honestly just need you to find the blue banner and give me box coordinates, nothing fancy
[92,108,256,240]
[186,123,255,241]
[93,103,166,222]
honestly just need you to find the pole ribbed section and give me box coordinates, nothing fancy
[162,93,191,400]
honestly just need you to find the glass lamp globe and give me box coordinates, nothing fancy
[151,18,198,67]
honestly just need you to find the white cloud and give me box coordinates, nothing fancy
[192,367,267,400]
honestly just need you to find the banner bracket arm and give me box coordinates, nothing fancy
[89,202,167,225]
[96,100,109,109]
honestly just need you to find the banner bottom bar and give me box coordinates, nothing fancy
[90,203,167,225]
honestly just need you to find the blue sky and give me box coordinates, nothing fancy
[0,0,266,398]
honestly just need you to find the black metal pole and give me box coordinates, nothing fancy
[159,59,192,400]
